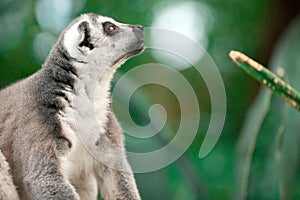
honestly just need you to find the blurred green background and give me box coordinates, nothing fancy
[1,0,300,199]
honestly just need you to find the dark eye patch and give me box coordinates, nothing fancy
[102,22,118,36]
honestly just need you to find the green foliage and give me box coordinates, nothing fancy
[236,15,300,200]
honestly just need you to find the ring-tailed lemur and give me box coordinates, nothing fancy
[0,13,144,200]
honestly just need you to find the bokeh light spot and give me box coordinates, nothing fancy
[150,1,215,70]
[33,32,57,63]
[35,0,73,34]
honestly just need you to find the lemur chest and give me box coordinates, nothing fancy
[58,80,111,177]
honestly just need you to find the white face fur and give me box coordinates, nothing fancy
[63,13,144,70]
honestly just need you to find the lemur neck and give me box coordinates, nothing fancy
[41,46,77,94]
[43,44,116,100]
[75,63,115,100]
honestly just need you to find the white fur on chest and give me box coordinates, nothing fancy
[58,65,113,181]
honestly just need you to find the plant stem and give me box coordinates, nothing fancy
[229,50,300,111]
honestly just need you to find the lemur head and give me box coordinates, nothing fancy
[61,13,144,68]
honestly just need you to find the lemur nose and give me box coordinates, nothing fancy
[136,25,143,31]
[132,25,144,39]
[131,25,143,32]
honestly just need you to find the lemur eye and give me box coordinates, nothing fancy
[109,26,115,32]
[103,22,118,36]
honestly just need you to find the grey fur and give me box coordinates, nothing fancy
[0,13,143,200]
[0,150,20,200]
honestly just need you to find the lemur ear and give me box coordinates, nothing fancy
[77,21,95,53]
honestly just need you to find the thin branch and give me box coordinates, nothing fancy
[229,50,300,111]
